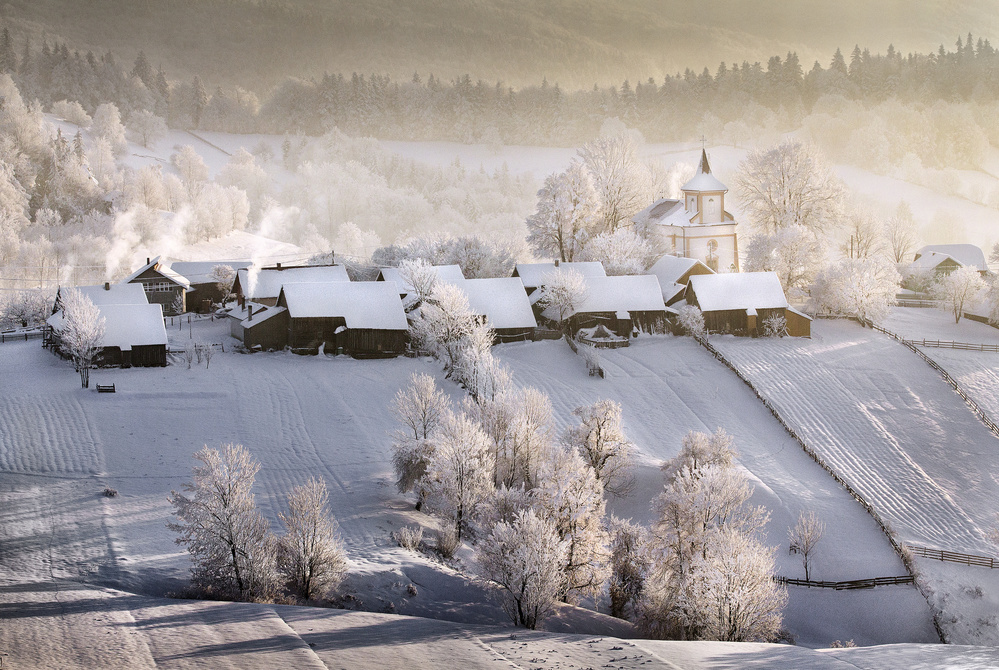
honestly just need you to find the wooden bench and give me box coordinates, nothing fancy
[96,384,116,393]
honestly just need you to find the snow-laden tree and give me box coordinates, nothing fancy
[526,160,599,262]
[278,477,348,601]
[453,328,511,403]
[58,287,106,388]
[609,517,649,620]
[210,264,236,305]
[399,257,441,309]
[168,443,277,601]
[579,227,653,276]
[932,265,986,324]
[535,267,587,327]
[91,103,128,156]
[564,400,636,497]
[810,256,900,325]
[391,373,451,510]
[841,206,885,259]
[744,225,824,295]
[579,134,650,232]
[788,510,824,581]
[424,410,496,540]
[172,145,210,199]
[465,387,554,489]
[676,304,705,338]
[762,313,787,338]
[677,527,787,642]
[217,148,271,216]
[477,507,568,629]
[0,289,50,330]
[532,445,610,602]
[409,282,483,375]
[884,201,918,264]
[128,109,168,149]
[735,140,844,236]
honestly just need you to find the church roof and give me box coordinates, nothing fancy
[681,149,728,193]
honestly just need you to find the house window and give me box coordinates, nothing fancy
[707,197,718,217]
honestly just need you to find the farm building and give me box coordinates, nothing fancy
[53,282,148,312]
[686,272,811,337]
[541,274,668,337]
[277,282,409,357]
[910,244,989,278]
[232,264,351,306]
[632,150,739,273]
[169,261,252,313]
[227,303,289,351]
[47,302,168,367]
[376,264,466,301]
[461,277,537,342]
[646,254,715,306]
[512,261,606,296]
[120,257,191,315]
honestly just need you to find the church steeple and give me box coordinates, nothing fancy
[698,148,712,175]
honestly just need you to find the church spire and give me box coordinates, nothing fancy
[698,148,711,174]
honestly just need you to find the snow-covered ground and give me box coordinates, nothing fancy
[710,317,999,644]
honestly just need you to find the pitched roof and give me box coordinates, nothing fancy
[278,282,408,330]
[48,303,168,350]
[377,265,466,294]
[647,255,713,286]
[688,272,789,312]
[913,244,987,271]
[237,265,350,300]
[681,149,728,193]
[542,275,666,320]
[461,278,537,330]
[631,198,684,227]
[910,251,961,272]
[513,262,606,289]
[120,256,192,290]
[227,302,288,329]
[61,283,149,307]
[168,261,253,285]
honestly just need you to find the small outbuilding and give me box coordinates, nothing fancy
[686,272,811,337]
[120,257,191,315]
[277,282,409,357]
[54,282,149,312]
[512,261,606,296]
[461,277,538,342]
[227,303,290,351]
[233,264,351,306]
[48,302,168,367]
[169,261,252,313]
[541,274,668,337]
[646,254,715,306]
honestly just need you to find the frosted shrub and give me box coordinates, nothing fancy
[394,525,424,551]
[51,100,91,127]
[278,477,348,600]
[577,341,602,376]
[676,304,705,338]
[762,314,786,338]
[434,523,461,559]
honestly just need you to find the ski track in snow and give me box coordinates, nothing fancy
[711,320,999,555]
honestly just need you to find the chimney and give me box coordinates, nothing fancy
[146,257,150,265]
[276,262,282,270]
[247,305,253,321]
[104,282,110,291]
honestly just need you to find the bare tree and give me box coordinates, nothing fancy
[884,202,918,264]
[564,400,636,497]
[391,372,451,510]
[788,510,824,581]
[578,134,649,232]
[58,288,106,388]
[168,443,277,601]
[202,344,215,369]
[535,267,587,328]
[932,265,986,324]
[278,477,349,600]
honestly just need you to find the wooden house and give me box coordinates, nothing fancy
[169,261,252,313]
[513,261,606,297]
[541,274,668,337]
[376,264,466,300]
[277,282,409,357]
[461,277,537,342]
[232,264,350,306]
[54,282,148,313]
[227,303,290,351]
[646,254,715,306]
[120,257,191,315]
[47,303,168,367]
[910,244,989,278]
[686,272,811,337]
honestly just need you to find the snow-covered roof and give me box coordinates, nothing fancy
[49,303,167,350]
[278,282,408,330]
[120,256,192,290]
[514,262,606,289]
[681,149,728,193]
[542,275,666,320]
[688,272,789,312]
[377,265,466,294]
[909,251,959,272]
[461,278,537,330]
[647,255,713,286]
[237,265,350,300]
[227,302,288,329]
[61,283,149,307]
[631,198,684,227]
[168,261,252,285]
[913,245,987,271]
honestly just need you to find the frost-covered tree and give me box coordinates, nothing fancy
[609,517,649,619]
[762,313,787,338]
[535,267,587,327]
[128,109,168,148]
[90,103,129,156]
[788,510,824,581]
[391,373,451,510]
[424,410,495,540]
[278,477,348,600]
[168,443,277,601]
[564,400,635,497]
[532,445,609,602]
[398,257,441,308]
[810,256,900,325]
[744,225,824,294]
[735,140,844,236]
[841,206,884,259]
[210,264,236,305]
[409,282,482,375]
[579,227,653,276]
[453,327,511,403]
[884,201,918,264]
[465,386,554,489]
[478,508,568,629]
[58,287,106,388]
[676,304,705,338]
[932,265,986,324]
[579,134,649,232]
[526,161,599,262]
[0,289,50,330]
[172,145,210,199]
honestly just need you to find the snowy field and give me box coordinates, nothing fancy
[710,317,999,644]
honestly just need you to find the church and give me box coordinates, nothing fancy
[631,149,739,273]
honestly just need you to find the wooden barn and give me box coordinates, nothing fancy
[646,254,715,306]
[909,244,989,279]
[47,303,168,367]
[120,257,191,315]
[227,303,290,351]
[541,274,668,337]
[277,282,409,357]
[513,261,606,297]
[686,272,811,337]
[233,264,351,306]
[53,282,148,312]
[461,277,537,342]
[169,261,252,313]
[376,264,466,301]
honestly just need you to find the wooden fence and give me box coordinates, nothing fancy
[909,339,999,353]
[896,299,939,308]
[0,330,43,343]
[776,575,914,589]
[906,545,999,569]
